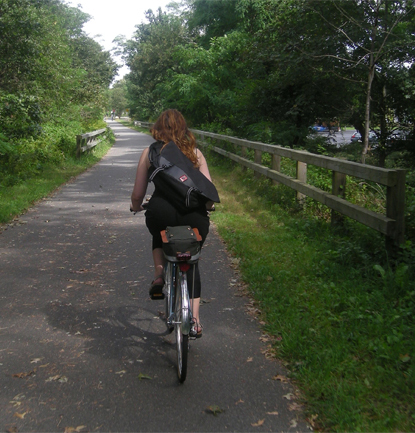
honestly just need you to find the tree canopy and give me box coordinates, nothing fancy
[118,0,415,166]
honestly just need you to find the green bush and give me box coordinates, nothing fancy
[0,93,42,139]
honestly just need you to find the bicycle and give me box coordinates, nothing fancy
[130,206,202,383]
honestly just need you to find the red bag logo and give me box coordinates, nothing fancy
[179,175,188,182]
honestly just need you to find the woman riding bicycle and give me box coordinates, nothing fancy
[130,109,215,337]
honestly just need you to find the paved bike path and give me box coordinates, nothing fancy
[0,121,308,432]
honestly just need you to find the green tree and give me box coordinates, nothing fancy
[120,7,190,119]
[188,0,239,47]
[0,0,117,118]
[0,0,118,184]
[271,0,415,162]
[109,80,129,117]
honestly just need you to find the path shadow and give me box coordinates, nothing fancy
[43,300,176,367]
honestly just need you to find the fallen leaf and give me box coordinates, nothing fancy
[13,412,28,419]
[45,375,68,383]
[205,405,224,416]
[30,358,42,364]
[266,411,279,416]
[13,371,35,379]
[137,373,152,380]
[307,414,318,427]
[11,394,25,402]
[235,399,244,405]
[290,419,298,428]
[64,426,87,433]
[75,269,88,274]
[45,375,57,382]
[247,357,253,362]
[283,393,294,400]
[115,370,126,375]
[288,402,303,411]
[272,374,289,382]
[251,419,265,427]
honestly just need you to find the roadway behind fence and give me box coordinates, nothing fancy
[134,121,406,252]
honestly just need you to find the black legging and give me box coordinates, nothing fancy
[145,192,210,298]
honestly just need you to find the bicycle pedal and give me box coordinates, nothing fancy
[150,293,165,300]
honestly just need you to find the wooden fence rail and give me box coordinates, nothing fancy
[76,128,107,158]
[135,121,406,249]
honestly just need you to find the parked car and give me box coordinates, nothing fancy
[311,125,329,132]
[351,131,361,142]
[350,131,378,143]
[387,130,411,144]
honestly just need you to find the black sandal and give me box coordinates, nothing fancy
[149,275,165,300]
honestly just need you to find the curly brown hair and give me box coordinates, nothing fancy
[150,109,199,167]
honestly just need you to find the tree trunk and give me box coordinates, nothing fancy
[361,64,375,164]
[361,5,379,164]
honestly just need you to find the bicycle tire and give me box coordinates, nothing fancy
[165,263,174,333]
[175,271,189,383]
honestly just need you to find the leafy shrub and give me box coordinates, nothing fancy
[0,93,42,139]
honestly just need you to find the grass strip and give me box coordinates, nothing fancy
[208,157,415,432]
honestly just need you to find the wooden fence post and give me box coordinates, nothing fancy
[76,135,82,158]
[296,161,307,204]
[331,171,347,226]
[254,149,262,178]
[386,169,406,251]
[241,147,247,171]
[272,154,281,186]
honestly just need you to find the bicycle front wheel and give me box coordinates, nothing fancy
[175,272,189,383]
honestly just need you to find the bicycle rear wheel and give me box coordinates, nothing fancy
[165,263,174,333]
[175,272,189,383]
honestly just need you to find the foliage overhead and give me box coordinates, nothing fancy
[118,0,415,165]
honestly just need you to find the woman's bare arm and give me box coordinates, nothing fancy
[196,149,212,181]
[196,149,216,209]
[130,147,150,212]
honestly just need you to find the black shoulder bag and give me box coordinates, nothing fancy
[148,141,220,213]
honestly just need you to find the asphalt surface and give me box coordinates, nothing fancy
[0,121,309,432]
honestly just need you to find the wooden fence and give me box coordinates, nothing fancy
[76,128,107,158]
[135,121,406,249]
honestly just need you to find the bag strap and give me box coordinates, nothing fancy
[192,228,203,241]
[160,230,168,243]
